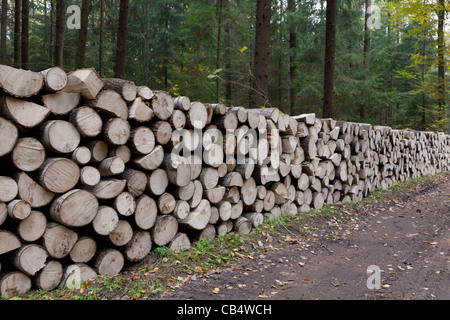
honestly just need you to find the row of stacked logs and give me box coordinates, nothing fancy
[0,64,449,297]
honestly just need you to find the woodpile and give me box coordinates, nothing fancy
[0,65,449,297]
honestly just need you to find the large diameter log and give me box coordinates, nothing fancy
[49,189,99,227]
[0,176,18,202]
[85,89,128,119]
[40,120,80,153]
[14,171,54,208]
[0,117,18,157]
[42,92,80,115]
[10,244,48,276]
[161,154,191,187]
[34,260,63,291]
[108,220,133,246]
[69,237,97,263]
[38,158,80,193]
[0,271,32,298]
[129,126,155,155]
[179,199,211,230]
[186,101,207,129]
[16,210,47,242]
[233,216,252,235]
[62,69,104,100]
[60,263,97,289]
[199,167,219,190]
[102,78,137,102]
[39,66,67,92]
[1,96,50,129]
[168,232,191,252]
[151,215,178,246]
[91,248,124,276]
[152,90,174,120]
[92,206,119,236]
[12,137,46,172]
[69,106,103,138]
[103,117,131,146]
[42,222,78,259]
[134,195,157,230]
[0,64,44,97]
[0,230,21,255]
[124,231,152,262]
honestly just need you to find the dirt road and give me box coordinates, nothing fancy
[156,174,450,300]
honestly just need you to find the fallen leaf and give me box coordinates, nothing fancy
[213,288,220,293]
[258,295,269,298]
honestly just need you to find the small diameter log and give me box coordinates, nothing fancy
[233,216,252,235]
[129,126,155,155]
[152,90,174,120]
[122,169,147,197]
[168,232,191,252]
[16,210,47,242]
[109,145,131,163]
[10,244,48,276]
[14,172,54,208]
[103,117,131,146]
[98,156,125,176]
[158,192,176,215]
[150,121,172,145]
[92,206,119,236]
[11,137,46,172]
[161,154,191,187]
[146,169,169,197]
[42,222,78,259]
[91,248,124,276]
[189,180,203,208]
[50,189,99,227]
[62,69,104,100]
[69,106,103,138]
[173,96,191,111]
[203,144,224,168]
[40,66,67,92]
[1,96,50,129]
[194,224,216,242]
[124,231,152,262]
[87,140,109,162]
[186,101,207,129]
[203,186,225,204]
[128,97,154,122]
[79,166,101,187]
[59,263,97,289]
[42,92,80,115]
[243,212,264,228]
[102,78,137,102]
[199,167,219,190]
[108,220,133,247]
[169,109,186,130]
[173,181,195,201]
[0,117,18,157]
[40,120,80,154]
[215,112,238,131]
[34,260,63,291]
[134,195,157,230]
[151,215,179,246]
[137,86,154,100]
[241,177,257,206]
[38,158,80,194]
[7,200,31,220]
[0,64,44,97]
[113,192,136,217]
[85,90,128,119]
[0,230,21,255]
[220,172,243,187]
[172,200,190,220]
[0,176,18,202]
[216,200,232,221]
[0,271,32,298]
[230,200,243,219]
[179,199,211,230]
[69,237,97,263]
[89,179,126,200]
[133,145,164,170]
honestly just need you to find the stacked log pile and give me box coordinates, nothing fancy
[0,64,449,297]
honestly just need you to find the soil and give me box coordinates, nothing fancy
[153,173,450,300]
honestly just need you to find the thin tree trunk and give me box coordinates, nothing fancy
[224,17,231,104]
[54,0,66,68]
[14,0,21,68]
[437,0,446,132]
[144,0,150,86]
[322,0,336,118]
[21,0,28,70]
[75,0,90,69]
[49,0,54,66]
[250,0,271,109]
[288,0,297,115]
[360,0,371,121]
[1,0,7,64]
[216,0,223,103]
[114,0,129,79]
[99,0,104,77]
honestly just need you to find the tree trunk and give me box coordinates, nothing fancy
[21,0,29,70]
[250,0,271,109]
[14,0,21,68]
[360,0,371,121]
[75,0,90,69]
[322,0,336,118]
[114,0,129,79]
[54,0,67,68]
[99,0,104,77]
[0,0,7,64]
[216,0,223,103]
[288,0,297,115]
[437,0,446,132]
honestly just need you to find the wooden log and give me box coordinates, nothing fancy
[0,64,44,97]
[0,271,32,298]
[172,200,190,220]
[145,169,169,198]
[133,145,164,170]
[102,78,137,102]
[173,181,195,201]
[137,85,154,100]
[109,145,131,164]
[69,236,97,263]
[199,167,219,190]
[0,230,21,255]
[113,192,136,217]
[87,140,109,162]
[85,89,128,119]
[121,169,147,197]
[173,96,191,111]
[42,222,78,259]
[89,178,126,200]
[71,146,92,166]
[0,117,18,157]
[241,177,257,206]
[233,216,252,235]
[161,154,191,187]
[158,192,176,214]
[151,215,178,246]
[203,144,224,168]
[7,199,31,220]
[108,219,133,246]
[244,199,264,213]
[169,109,186,130]
[186,101,207,129]
[59,263,97,289]
[97,156,125,176]
[79,166,101,186]
[134,195,157,230]
[34,260,63,291]
[91,248,124,276]
[62,69,104,100]
[1,96,50,129]
[168,232,191,252]
[103,117,131,146]
[152,90,174,121]
[39,66,67,92]
[69,106,103,138]
[16,210,47,242]
[38,158,80,193]
[13,171,54,208]
[194,224,216,242]
[215,111,238,131]
[92,206,119,236]
[230,200,243,219]
[243,212,264,228]
[40,120,80,154]
[128,97,154,122]
[42,92,80,115]
[270,182,289,205]
[220,172,243,187]
[179,199,211,230]
[216,200,232,221]
[150,120,172,145]
[203,186,225,204]
[0,176,18,202]
[124,230,152,262]
[49,189,98,227]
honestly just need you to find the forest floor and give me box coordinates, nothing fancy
[151,171,450,300]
